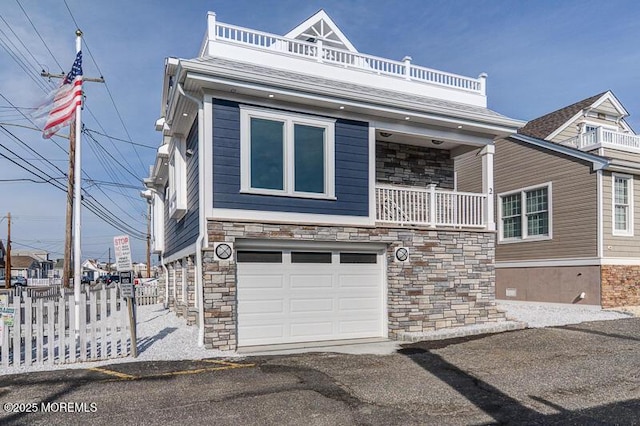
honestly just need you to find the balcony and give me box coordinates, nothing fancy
[200,13,488,107]
[562,128,640,152]
[376,184,487,229]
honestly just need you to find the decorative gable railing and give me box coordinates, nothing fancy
[203,19,486,96]
[563,128,640,151]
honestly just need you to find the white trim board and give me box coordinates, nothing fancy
[210,208,375,227]
[163,244,197,264]
[497,257,640,268]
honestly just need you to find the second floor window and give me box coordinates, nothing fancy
[240,106,336,199]
[613,174,633,236]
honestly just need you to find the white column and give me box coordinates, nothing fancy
[481,144,495,231]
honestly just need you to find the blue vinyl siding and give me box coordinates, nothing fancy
[164,118,199,257]
[212,99,369,216]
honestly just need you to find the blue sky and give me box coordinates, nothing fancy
[1,0,639,263]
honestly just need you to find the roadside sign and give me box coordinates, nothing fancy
[113,235,133,271]
[120,282,134,299]
[1,307,15,327]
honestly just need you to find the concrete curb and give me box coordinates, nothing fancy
[396,320,527,342]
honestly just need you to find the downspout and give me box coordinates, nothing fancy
[178,83,206,347]
[161,255,169,309]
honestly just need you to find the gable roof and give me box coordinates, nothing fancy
[518,92,607,139]
[11,255,40,269]
[285,9,358,52]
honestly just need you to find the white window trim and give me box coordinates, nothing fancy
[612,173,634,236]
[168,135,187,220]
[151,190,165,253]
[498,182,553,244]
[240,105,336,200]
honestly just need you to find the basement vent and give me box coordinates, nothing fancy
[505,288,517,298]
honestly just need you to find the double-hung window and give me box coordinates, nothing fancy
[613,174,633,236]
[240,106,335,199]
[499,183,552,242]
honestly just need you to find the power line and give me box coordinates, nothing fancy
[63,0,147,172]
[15,0,63,72]
[85,128,157,149]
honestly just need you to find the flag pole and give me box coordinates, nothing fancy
[73,29,83,333]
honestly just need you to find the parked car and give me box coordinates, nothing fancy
[106,274,120,284]
[11,276,27,287]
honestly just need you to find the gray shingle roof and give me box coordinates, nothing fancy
[519,92,607,139]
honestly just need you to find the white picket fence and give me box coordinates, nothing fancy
[135,282,159,306]
[0,286,131,367]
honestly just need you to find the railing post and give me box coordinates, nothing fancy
[403,56,412,80]
[478,73,488,96]
[316,39,324,62]
[207,11,217,41]
[596,126,604,145]
[428,184,437,228]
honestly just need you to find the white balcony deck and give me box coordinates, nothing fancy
[562,128,640,152]
[200,15,488,107]
[376,184,487,229]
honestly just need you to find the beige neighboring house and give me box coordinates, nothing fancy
[458,91,640,307]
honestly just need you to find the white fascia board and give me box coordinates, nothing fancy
[210,208,375,227]
[186,72,524,136]
[546,109,587,142]
[592,91,629,117]
[163,244,197,264]
[510,134,609,171]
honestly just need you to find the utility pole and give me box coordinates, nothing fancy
[41,42,104,292]
[108,247,111,273]
[5,212,11,289]
[62,122,75,288]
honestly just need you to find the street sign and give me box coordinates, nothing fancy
[113,235,132,271]
[120,271,134,298]
[120,282,135,299]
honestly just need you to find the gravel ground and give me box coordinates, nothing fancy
[0,304,238,376]
[496,300,635,328]
[2,301,638,376]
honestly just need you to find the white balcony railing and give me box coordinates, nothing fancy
[563,128,640,151]
[376,184,487,229]
[207,21,485,95]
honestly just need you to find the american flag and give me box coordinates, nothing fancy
[42,51,83,139]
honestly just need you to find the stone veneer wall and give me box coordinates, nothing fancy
[202,221,504,351]
[601,265,640,308]
[167,264,175,310]
[376,141,454,189]
[185,256,198,326]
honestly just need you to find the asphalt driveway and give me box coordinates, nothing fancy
[1,318,639,425]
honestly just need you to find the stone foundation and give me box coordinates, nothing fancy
[202,220,505,351]
[601,265,640,308]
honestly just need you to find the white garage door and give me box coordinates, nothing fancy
[237,249,385,347]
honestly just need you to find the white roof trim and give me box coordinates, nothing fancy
[591,91,629,117]
[285,10,358,52]
[547,91,627,141]
[510,133,609,171]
